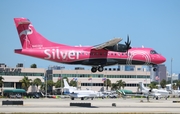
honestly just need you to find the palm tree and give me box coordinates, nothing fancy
[40,83,45,92]
[116,80,126,90]
[0,76,4,96]
[47,80,54,87]
[30,64,37,68]
[175,80,180,90]
[70,80,77,87]
[19,76,32,91]
[0,76,4,87]
[103,79,111,90]
[55,80,61,88]
[160,79,167,88]
[111,83,118,91]
[172,83,178,90]
[148,81,158,90]
[33,78,42,92]
[55,77,69,88]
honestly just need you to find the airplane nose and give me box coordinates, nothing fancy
[161,56,166,63]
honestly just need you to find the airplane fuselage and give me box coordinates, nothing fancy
[15,46,165,66]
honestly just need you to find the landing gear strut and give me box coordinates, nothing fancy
[152,65,157,71]
[91,66,104,73]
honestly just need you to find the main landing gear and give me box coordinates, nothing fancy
[91,66,104,73]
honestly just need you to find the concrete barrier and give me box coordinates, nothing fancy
[70,102,91,107]
[2,100,23,105]
[173,101,180,103]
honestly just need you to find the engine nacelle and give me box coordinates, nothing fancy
[105,44,128,52]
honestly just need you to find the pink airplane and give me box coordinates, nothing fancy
[14,18,166,73]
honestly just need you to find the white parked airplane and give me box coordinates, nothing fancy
[139,82,169,100]
[63,79,99,100]
[166,84,180,98]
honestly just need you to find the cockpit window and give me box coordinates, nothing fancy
[150,50,158,54]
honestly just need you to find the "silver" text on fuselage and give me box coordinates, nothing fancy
[44,49,79,60]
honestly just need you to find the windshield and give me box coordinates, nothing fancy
[150,50,158,54]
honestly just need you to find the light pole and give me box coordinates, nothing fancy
[146,69,147,87]
[106,71,107,91]
[158,71,161,85]
[61,69,63,95]
[46,75,48,98]
[171,58,173,91]
[76,70,78,89]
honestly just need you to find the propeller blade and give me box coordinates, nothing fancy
[125,35,131,52]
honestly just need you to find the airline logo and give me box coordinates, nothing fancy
[19,24,33,37]
[44,49,79,60]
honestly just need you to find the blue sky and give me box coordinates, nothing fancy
[0,0,180,74]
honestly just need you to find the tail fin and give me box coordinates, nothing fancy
[63,79,70,88]
[14,18,67,49]
[139,82,148,91]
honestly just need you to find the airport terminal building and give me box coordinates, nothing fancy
[0,63,154,94]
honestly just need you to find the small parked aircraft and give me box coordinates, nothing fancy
[63,79,99,100]
[139,82,169,100]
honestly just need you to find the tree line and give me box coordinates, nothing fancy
[0,76,180,94]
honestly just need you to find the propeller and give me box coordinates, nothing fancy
[125,35,131,51]
[124,35,131,54]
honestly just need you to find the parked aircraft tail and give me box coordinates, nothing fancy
[139,82,149,91]
[14,17,67,49]
[63,79,77,95]
[63,79,70,88]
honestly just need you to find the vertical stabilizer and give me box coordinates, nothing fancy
[63,79,70,88]
[14,18,67,49]
[139,82,148,91]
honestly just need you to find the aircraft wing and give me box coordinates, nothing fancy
[92,38,122,50]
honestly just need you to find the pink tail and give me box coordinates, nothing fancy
[14,18,67,49]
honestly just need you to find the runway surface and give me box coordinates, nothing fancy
[1,97,180,114]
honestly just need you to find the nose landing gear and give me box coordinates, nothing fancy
[152,65,158,71]
[153,67,157,71]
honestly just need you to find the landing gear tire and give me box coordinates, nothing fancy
[156,97,158,100]
[153,68,157,71]
[98,66,104,72]
[91,67,97,73]
[81,97,84,100]
[71,97,74,100]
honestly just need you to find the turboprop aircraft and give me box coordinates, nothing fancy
[14,18,166,73]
